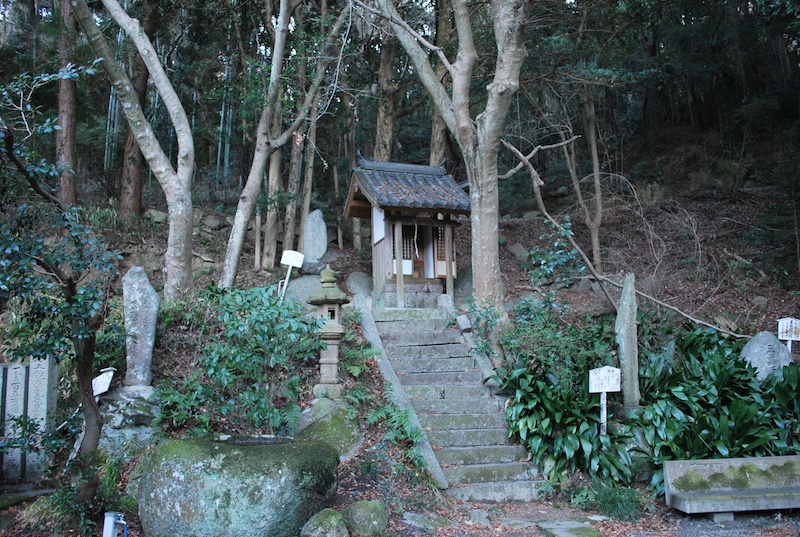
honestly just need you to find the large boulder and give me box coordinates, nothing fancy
[137,436,338,537]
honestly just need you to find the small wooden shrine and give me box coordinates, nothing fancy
[343,159,471,307]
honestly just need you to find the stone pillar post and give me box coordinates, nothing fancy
[615,273,641,407]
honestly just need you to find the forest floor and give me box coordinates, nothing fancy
[2,179,800,536]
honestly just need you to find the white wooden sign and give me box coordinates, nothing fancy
[278,250,305,299]
[778,317,800,353]
[589,366,621,394]
[589,366,621,436]
[280,250,304,268]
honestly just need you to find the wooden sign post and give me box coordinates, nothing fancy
[778,317,800,353]
[278,250,304,299]
[589,366,621,435]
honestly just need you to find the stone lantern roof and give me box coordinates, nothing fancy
[307,265,350,307]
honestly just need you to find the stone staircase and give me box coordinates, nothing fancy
[371,306,541,502]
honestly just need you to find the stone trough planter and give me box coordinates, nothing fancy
[136,435,339,537]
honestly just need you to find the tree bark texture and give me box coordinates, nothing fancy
[119,0,154,219]
[72,0,195,303]
[56,0,79,206]
[284,131,304,252]
[581,99,604,274]
[374,35,397,161]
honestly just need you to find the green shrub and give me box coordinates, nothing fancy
[491,299,632,483]
[492,364,634,484]
[525,217,585,287]
[158,286,324,435]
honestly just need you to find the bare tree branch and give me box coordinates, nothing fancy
[501,138,752,340]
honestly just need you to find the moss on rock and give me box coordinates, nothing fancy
[137,437,338,537]
[295,402,363,461]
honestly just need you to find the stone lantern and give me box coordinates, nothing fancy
[307,265,351,399]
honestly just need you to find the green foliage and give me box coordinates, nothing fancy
[466,301,502,357]
[0,205,121,363]
[499,298,800,493]
[500,299,615,392]
[365,390,427,478]
[157,286,324,436]
[492,364,634,484]
[94,298,126,371]
[525,218,585,287]
[490,300,631,483]
[637,326,800,491]
[591,482,643,521]
[340,309,380,378]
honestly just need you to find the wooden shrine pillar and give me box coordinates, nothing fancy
[394,221,404,308]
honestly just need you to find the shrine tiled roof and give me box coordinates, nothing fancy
[348,159,471,215]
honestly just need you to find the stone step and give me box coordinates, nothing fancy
[372,308,453,322]
[446,481,542,503]
[413,398,503,415]
[404,384,489,400]
[386,343,471,361]
[392,357,476,374]
[419,413,507,430]
[375,319,449,334]
[381,330,463,347]
[397,371,483,386]
[383,282,443,294]
[435,445,529,466]
[442,461,540,485]
[426,428,510,448]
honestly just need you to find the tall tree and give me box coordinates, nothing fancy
[72,0,195,303]
[118,0,154,219]
[56,0,78,205]
[371,0,530,314]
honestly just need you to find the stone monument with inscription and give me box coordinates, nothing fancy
[0,356,57,480]
[741,331,792,381]
[614,273,641,407]
[123,266,159,386]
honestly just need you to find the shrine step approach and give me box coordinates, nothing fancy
[355,296,543,502]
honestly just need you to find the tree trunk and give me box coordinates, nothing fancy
[220,107,274,287]
[283,132,303,252]
[341,92,361,251]
[261,143,282,270]
[56,0,78,206]
[581,99,604,274]
[119,1,153,219]
[72,0,195,303]
[73,333,102,505]
[374,36,397,161]
[429,0,452,167]
[297,101,319,252]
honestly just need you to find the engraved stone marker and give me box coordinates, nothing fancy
[3,364,27,479]
[614,273,641,407]
[302,209,328,265]
[741,331,792,380]
[123,266,160,386]
[25,356,57,477]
